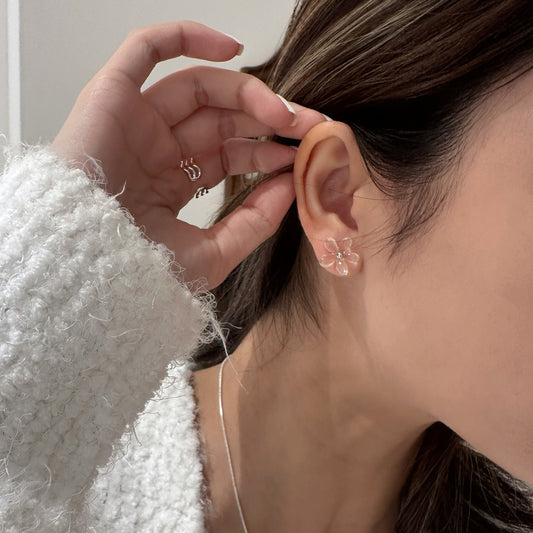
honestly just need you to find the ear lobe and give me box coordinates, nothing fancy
[294,122,369,275]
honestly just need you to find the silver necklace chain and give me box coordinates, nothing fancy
[218,357,249,533]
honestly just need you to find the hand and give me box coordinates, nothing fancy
[52,21,325,288]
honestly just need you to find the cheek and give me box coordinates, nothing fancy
[370,179,533,484]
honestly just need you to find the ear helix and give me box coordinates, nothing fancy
[319,238,361,277]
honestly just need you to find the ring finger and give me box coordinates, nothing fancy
[177,139,298,198]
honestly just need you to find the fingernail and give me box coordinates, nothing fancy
[222,32,244,56]
[323,114,333,122]
[277,94,298,127]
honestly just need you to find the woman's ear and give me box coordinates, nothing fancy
[293,121,374,276]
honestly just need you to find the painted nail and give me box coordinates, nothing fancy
[277,94,298,127]
[222,32,244,56]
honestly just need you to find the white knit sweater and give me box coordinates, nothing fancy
[0,147,214,532]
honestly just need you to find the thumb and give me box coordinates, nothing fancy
[205,173,295,288]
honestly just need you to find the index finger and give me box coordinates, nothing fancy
[105,21,243,87]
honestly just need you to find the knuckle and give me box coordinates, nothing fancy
[193,75,209,107]
[126,26,142,39]
[126,27,160,65]
[251,146,267,173]
[235,80,248,110]
[239,75,263,101]
[177,25,188,57]
[254,207,276,235]
[126,26,148,42]
[143,37,161,66]
[247,204,274,238]
[217,109,236,141]
[173,128,189,156]
[220,142,233,174]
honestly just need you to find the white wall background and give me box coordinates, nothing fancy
[0,0,296,226]
[0,1,8,141]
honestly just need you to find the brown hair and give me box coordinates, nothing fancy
[192,0,533,530]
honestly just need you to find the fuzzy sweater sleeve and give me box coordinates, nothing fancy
[0,147,213,531]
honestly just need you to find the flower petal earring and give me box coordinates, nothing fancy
[319,238,361,276]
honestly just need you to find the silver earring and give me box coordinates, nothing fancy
[319,237,360,276]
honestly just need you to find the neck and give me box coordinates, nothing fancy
[193,307,433,533]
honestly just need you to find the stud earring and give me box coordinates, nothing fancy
[319,238,361,276]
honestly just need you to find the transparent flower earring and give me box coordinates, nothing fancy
[319,238,361,276]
